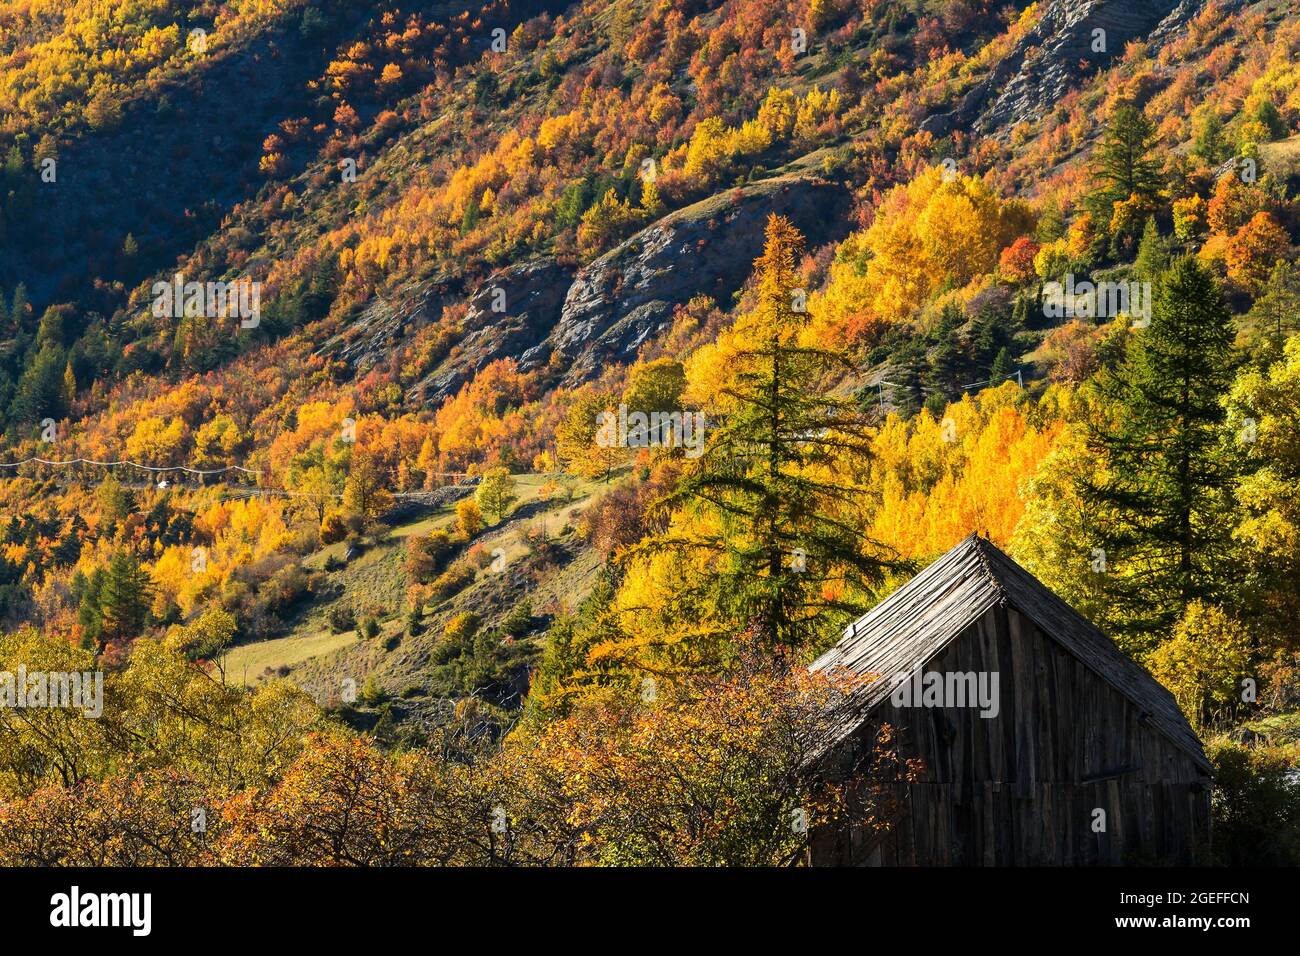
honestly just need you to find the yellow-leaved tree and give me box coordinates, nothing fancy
[819,167,1033,338]
[598,215,902,679]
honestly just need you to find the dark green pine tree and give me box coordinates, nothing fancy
[890,339,928,413]
[1244,260,1300,361]
[7,342,68,426]
[76,567,105,650]
[94,550,154,654]
[302,255,338,319]
[9,284,29,330]
[990,346,1015,384]
[645,215,902,656]
[1083,256,1237,648]
[460,195,481,234]
[1086,103,1163,214]
[1012,292,1033,332]
[924,302,967,400]
[926,335,965,401]
[1133,217,1170,284]
[2,145,22,187]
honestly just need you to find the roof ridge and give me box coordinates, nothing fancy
[965,533,1008,606]
[815,532,1211,773]
[967,538,1211,773]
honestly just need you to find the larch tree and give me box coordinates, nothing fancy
[475,467,517,524]
[342,454,394,529]
[555,390,624,481]
[1227,332,1300,645]
[629,214,902,658]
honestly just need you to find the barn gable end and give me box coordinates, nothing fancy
[809,535,1212,866]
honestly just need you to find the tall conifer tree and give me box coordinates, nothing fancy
[1083,256,1236,647]
[644,215,900,654]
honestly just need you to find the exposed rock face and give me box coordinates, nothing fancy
[381,483,475,524]
[409,257,574,402]
[336,2,1248,410]
[402,173,851,402]
[524,174,852,385]
[319,273,458,369]
[979,0,1179,131]
[921,0,1243,137]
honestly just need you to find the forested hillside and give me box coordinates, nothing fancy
[1,0,1299,865]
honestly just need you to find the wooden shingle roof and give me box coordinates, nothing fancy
[810,534,1211,773]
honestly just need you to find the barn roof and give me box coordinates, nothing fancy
[810,534,1211,773]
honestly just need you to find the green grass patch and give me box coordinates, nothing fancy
[221,629,361,686]
[1260,134,1300,179]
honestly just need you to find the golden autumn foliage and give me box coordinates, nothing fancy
[0,630,916,867]
[589,380,1067,694]
[498,643,918,865]
[0,625,321,802]
[1,0,1299,872]
[1148,602,1252,733]
[862,383,1064,559]
[1226,212,1291,293]
[0,0,304,145]
[818,168,1033,336]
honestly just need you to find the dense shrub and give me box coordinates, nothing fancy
[1206,740,1300,865]
[430,562,475,602]
[403,530,457,583]
[327,605,357,634]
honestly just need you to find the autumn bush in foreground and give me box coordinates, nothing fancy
[0,632,911,866]
[494,647,915,866]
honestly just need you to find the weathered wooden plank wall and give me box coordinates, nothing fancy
[812,605,1212,866]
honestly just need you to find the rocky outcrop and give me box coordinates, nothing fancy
[408,257,574,402]
[345,3,1248,409]
[523,174,852,385]
[921,0,1244,138]
[381,483,476,524]
[400,172,851,402]
[318,273,459,369]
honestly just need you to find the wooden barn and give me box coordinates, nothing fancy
[808,534,1212,866]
